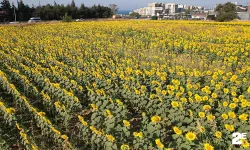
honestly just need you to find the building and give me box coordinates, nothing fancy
[236,3,250,20]
[165,3,178,14]
[238,12,250,20]
[191,13,207,20]
[148,3,164,16]
[134,2,206,18]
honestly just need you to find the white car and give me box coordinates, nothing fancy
[28,17,41,23]
[9,22,19,24]
[76,18,85,22]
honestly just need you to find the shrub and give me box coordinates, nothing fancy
[61,13,72,22]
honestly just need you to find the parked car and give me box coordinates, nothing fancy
[28,17,41,23]
[9,21,19,24]
[76,18,85,22]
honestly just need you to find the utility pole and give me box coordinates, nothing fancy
[12,2,17,22]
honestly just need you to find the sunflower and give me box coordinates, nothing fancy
[173,126,182,135]
[204,143,214,150]
[185,132,196,141]
[120,144,130,150]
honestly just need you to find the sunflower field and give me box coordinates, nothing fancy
[0,21,250,150]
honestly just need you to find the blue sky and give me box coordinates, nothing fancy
[8,0,250,10]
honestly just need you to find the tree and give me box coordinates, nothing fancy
[130,12,139,18]
[109,4,118,15]
[0,0,12,21]
[78,3,87,18]
[215,2,237,22]
[185,8,191,14]
[70,0,77,19]
[61,12,72,22]
[0,0,113,22]
[17,0,33,21]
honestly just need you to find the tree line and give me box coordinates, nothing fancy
[0,0,117,22]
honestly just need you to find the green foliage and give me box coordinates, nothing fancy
[151,16,158,20]
[215,2,237,22]
[0,0,113,22]
[61,13,72,22]
[130,12,140,18]
[0,0,12,21]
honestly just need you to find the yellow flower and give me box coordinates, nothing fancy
[239,114,248,121]
[171,101,179,108]
[242,139,250,148]
[228,112,236,119]
[51,127,61,135]
[247,86,250,93]
[189,110,193,116]
[173,126,182,135]
[225,124,234,131]
[162,90,167,95]
[215,131,222,139]
[106,134,115,142]
[198,112,205,118]
[133,132,143,138]
[54,101,60,108]
[231,92,237,96]
[120,144,130,150]
[211,93,217,99]
[31,144,38,150]
[61,135,69,140]
[106,109,113,117]
[155,138,164,149]
[123,120,131,127]
[53,83,60,89]
[185,132,196,141]
[74,97,79,102]
[151,115,161,123]
[141,85,146,91]
[221,114,228,120]
[195,94,202,102]
[204,143,214,150]
[229,103,237,109]
[91,104,98,111]
[233,98,239,103]
[239,95,244,99]
[181,97,187,103]
[16,123,22,130]
[223,88,229,94]
[203,105,211,111]
[78,115,88,126]
[150,94,156,99]
[202,96,208,101]
[199,126,206,133]
[38,112,46,117]
[206,114,215,121]
[161,76,166,81]
[6,108,15,114]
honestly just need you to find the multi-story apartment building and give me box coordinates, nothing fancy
[165,3,178,14]
[134,2,205,17]
[148,3,164,16]
[135,3,164,16]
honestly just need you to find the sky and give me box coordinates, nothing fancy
[8,0,250,10]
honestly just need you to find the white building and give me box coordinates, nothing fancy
[147,2,164,16]
[133,2,206,17]
[165,3,178,14]
[231,2,238,5]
